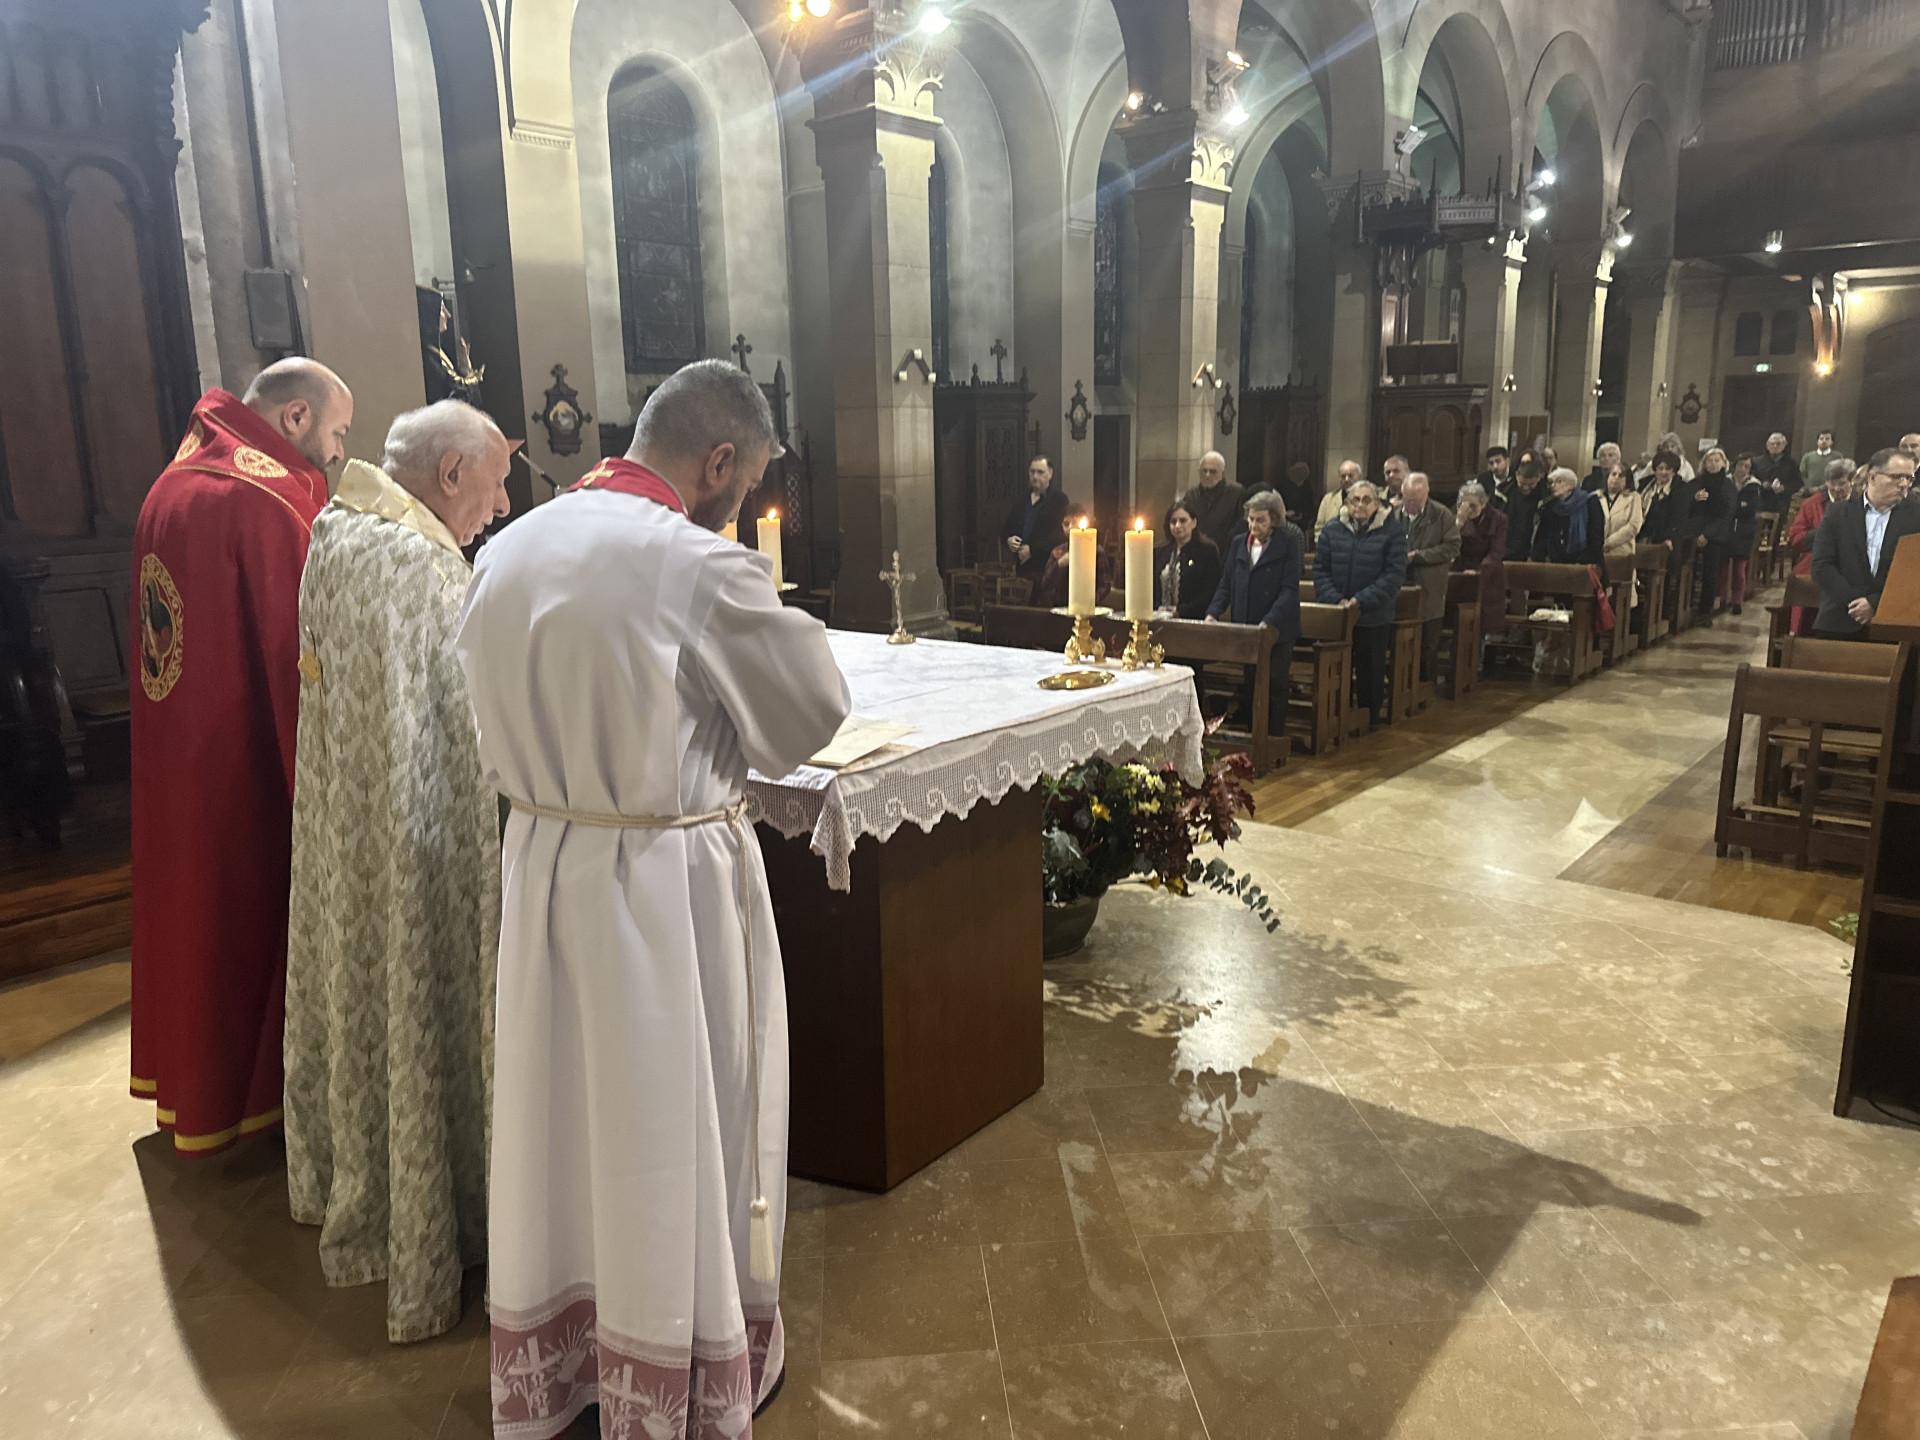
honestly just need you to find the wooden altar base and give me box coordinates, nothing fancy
[760,786,1046,1192]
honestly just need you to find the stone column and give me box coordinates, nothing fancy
[1547,243,1614,471]
[1616,260,1682,462]
[1122,112,1231,520]
[801,11,946,634]
[1460,232,1528,451]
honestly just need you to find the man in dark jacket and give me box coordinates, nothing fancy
[1208,489,1301,723]
[1810,448,1920,638]
[1315,480,1408,729]
[1583,442,1622,493]
[1396,473,1460,681]
[1001,455,1069,583]
[1751,433,1802,516]
[1180,450,1246,553]
[1475,445,1510,492]
[1495,455,1547,561]
[1671,461,1736,623]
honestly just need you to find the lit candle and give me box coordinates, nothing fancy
[1124,517,1153,620]
[757,510,784,589]
[721,520,738,543]
[1067,519,1097,616]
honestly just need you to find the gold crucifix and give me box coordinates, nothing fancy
[879,550,915,645]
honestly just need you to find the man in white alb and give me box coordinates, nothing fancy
[455,361,851,1438]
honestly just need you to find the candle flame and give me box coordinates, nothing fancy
[1133,516,1145,531]
[765,509,779,520]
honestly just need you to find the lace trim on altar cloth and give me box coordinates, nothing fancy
[747,688,1204,891]
[490,1286,782,1440]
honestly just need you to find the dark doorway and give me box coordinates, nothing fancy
[1856,319,1920,457]
[1092,415,1131,537]
[1719,373,1800,459]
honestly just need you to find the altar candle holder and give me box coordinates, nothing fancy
[1120,617,1164,671]
[1064,613,1106,665]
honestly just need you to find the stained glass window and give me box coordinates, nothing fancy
[609,66,705,373]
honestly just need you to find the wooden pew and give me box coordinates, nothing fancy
[979,605,1288,775]
[1601,556,1637,665]
[1632,544,1670,648]
[1668,548,1698,637]
[1442,572,1481,700]
[1291,602,1354,755]
[1766,574,1824,664]
[1386,585,1429,723]
[1503,562,1605,684]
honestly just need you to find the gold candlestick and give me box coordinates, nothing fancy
[1120,617,1164,671]
[1064,613,1106,665]
[878,550,916,645]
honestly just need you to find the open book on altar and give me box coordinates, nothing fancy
[807,714,917,769]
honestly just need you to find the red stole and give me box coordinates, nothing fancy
[570,458,688,515]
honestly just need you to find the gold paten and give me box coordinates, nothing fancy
[1038,668,1116,691]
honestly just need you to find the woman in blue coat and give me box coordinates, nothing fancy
[1207,490,1302,725]
[1314,480,1409,730]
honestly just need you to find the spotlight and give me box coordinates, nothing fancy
[805,0,831,15]
[1534,166,1557,188]
[1763,229,1784,254]
[917,8,949,34]
[1815,361,1833,376]
[1527,204,1548,225]
[1125,91,1144,112]
[1224,102,1248,127]
[1614,230,1634,248]
[789,0,802,18]
[1395,124,1427,158]
[1225,49,1249,70]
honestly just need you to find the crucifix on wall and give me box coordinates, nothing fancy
[990,338,1008,383]
[732,333,753,374]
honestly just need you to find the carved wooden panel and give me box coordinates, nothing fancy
[609,67,705,373]
[1235,380,1325,500]
[0,156,86,536]
[1370,384,1487,499]
[67,164,167,528]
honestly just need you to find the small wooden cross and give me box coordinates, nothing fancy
[731,334,753,374]
[989,338,1008,382]
[878,550,916,645]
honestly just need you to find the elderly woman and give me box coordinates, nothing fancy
[1598,461,1644,606]
[1788,458,1854,633]
[1314,479,1407,730]
[1720,452,1765,615]
[1531,467,1606,566]
[1207,489,1302,724]
[1155,498,1222,619]
[1454,482,1508,636]
[1635,431,1695,483]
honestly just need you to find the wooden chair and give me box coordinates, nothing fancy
[1716,662,1899,869]
[978,606,1288,775]
[1604,555,1639,663]
[1632,544,1670,648]
[1780,635,1908,680]
[1290,602,1355,755]
[992,575,1032,608]
[1441,572,1481,700]
[948,570,986,640]
[1503,562,1605,684]
[1385,586,1429,723]
[1766,574,1825,662]
[1753,511,1782,587]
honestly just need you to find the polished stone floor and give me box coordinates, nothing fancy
[1,612,1911,1438]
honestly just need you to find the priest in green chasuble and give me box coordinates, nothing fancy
[283,399,512,1342]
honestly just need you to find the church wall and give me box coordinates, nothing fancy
[387,0,454,293]
[569,0,794,428]
[936,53,1017,385]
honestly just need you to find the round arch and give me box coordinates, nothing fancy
[1521,31,1612,191]
[1396,4,1520,196]
[1616,117,1676,260]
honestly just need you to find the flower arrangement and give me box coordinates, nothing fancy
[1041,753,1278,932]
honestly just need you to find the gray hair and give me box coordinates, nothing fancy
[1596,442,1621,460]
[631,359,782,463]
[1548,466,1581,488]
[1348,479,1380,500]
[1243,489,1285,525]
[1827,456,1856,483]
[381,400,503,494]
[1403,471,1431,493]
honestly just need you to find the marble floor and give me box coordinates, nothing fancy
[1,612,1912,1438]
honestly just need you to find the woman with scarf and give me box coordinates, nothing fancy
[1531,467,1606,566]
[1454,482,1508,636]
[1154,498,1222,620]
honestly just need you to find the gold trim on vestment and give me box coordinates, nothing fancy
[331,459,465,557]
[128,1075,157,1095]
[152,1104,285,1153]
[177,465,317,532]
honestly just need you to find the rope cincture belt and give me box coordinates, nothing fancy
[509,794,778,1286]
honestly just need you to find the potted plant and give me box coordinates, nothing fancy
[1040,753,1278,959]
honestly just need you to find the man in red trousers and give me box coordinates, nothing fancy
[129,357,353,1156]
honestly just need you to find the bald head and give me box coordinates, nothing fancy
[1402,472,1430,510]
[381,399,512,547]
[242,357,353,476]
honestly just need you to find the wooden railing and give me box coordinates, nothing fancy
[1710,0,1910,71]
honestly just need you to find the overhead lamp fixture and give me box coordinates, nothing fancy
[917,8,950,34]
[1395,124,1427,158]
[1815,360,1833,376]
[1527,204,1548,225]
[806,0,831,15]
[1226,49,1248,70]
[1124,91,1144,112]
[1614,231,1634,248]
[1223,102,1249,127]
[1763,229,1784,254]
[1533,166,1557,188]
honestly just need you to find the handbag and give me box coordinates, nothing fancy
[1588,565,1616,632]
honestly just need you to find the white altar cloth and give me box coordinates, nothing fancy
[747,631,1205,890]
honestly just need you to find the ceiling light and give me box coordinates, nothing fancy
[805,0,831,15]
[1614,230,1634,248]
[789,0,803,18]
[1815,361,1833,376]
[1527,204,1548,224]
[1226,49,1248,69]
[1125,91,1144,112]
[1534,167,1556,188]
[1224,103,1248,127]
[1763,229,1784,253]
[917,8,950,34]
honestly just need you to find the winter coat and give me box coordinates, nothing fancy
[1395,499,1461,622]
[1314,508,1408,629]
[1457,507,1509,635]
[1788,488,1835,576]
[1751,452,1801,514]
[1155,537,1222,621]
[1731,478,1766,556]
[1531,490,1606,566]
[1494,480,1545,561]
[1208,528,1302,656]
[1599,488,1643,557]
[1180,479,1248,553]
[1678,470,1737,549]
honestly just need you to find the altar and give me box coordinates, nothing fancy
[748,631,1204,1190]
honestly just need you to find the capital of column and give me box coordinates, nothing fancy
[796,3,948,128]
[1118,108,1234,202]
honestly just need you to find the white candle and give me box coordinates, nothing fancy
[722,520,738,543]
[1067,521,1097,615]
[1125,518,1153,620]
[757,511,784,589]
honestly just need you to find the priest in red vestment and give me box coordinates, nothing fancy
[130,358,354,1156]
